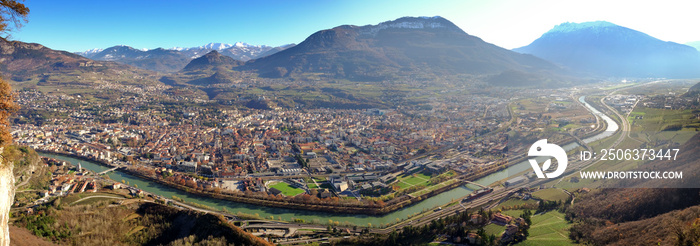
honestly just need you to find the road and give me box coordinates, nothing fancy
[600,94,628,148]
[276,236,346,245]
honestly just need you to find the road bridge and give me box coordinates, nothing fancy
[98,166,121,175]
[463,180,487,189]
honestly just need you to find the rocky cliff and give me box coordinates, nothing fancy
[0,147,14,246]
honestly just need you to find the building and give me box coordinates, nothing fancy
[426,162,446,174]
[505,176,526,187]
[380,173,398,184]
[334,181,349,192]
[277,168,303,175]
[177,161,197,173]
[305,152,317,159]
[504,224,518,235]
[467,233,478,244]
[60,184,72,192]
[491,213,513,225]
[470,214,483,224]
[501,224,519,242]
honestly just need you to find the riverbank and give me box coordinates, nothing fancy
[121,168,389,214]
[37,149,475,215]
[36,150,118,170]
[119,164,494,215]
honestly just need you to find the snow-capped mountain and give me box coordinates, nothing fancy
[76,42,294,73]
[78,45,190,73]
[175,42,292,61]
[75,48,104,57]
[177,43,234,58]
[201,42,234,50]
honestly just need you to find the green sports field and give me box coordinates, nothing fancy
[270,182,305,197]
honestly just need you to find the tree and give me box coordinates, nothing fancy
[185,179,197,189]
[0,0,29,37]
[0,0,27,149]
[0,64,17,150]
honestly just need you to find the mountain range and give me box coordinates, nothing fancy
[0,38,159,87]
[514,21,700,78]
[77,42,294,73]
[239,16,559,81]
[4,16,700,87]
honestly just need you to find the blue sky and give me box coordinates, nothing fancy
[12,0,700,52]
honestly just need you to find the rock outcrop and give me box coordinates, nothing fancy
[0,148,15,246]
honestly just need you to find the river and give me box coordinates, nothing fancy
[579,96,619,143]
[40,96,618,226]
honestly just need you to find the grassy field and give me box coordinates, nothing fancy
[483,223,504,237]
[502,209,525,217]
[395,181,412,189]
[392,171,432,191]
[305,178,320,189]
[532,189,570,202]
[497,198,538,211]
[628,108,699,144]
[63,192,126,206]
[515,211,574,246]
[270,182,305,197]
[401,173,431,186]
[409,179,458,197]
[554,175,600,190]
[72,196,124,206]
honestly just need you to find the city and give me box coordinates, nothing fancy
[2,1,700,246]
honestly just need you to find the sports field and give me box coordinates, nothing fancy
[393,172,431,190]
[270,182,305,197]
